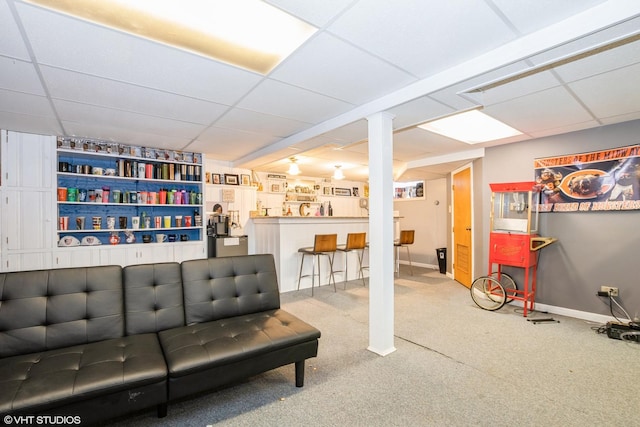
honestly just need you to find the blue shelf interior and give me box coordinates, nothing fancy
[58,155,202,245]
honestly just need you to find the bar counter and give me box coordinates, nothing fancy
[249,216,370,292]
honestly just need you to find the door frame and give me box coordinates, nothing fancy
[450,162,475,285]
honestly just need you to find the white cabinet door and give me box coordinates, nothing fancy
[2,130,55,189]
[147,244,175,264]
[98,246,129,267]
[126,244,174,265]
[3,251,52,272]
[96,245,173,267]
[173,241,206,263]
[0,131,56,272]
[52,247,95,269]
[3,189,56,251]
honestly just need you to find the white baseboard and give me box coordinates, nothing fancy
[397,260,438,271]
[398,262,620,324]
[506,300,626,324]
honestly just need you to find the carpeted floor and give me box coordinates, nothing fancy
[106,266,639,426]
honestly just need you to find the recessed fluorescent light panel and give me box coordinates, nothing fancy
[418,110,522,144]
[25,0,317,74]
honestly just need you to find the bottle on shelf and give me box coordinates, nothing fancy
[319,203,324,216]
[287,205,292,216]
[328,201,333,216]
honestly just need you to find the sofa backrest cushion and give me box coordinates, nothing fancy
[181,254,280,325]
[123,262,185,335]
[0,265,123,358]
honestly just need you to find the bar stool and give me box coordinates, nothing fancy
[394,230,415,276]
[297,234,338,296]
[336,232,367,288]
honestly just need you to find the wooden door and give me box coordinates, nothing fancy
[453,167,473,287]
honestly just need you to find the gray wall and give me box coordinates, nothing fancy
[480,120,639,318]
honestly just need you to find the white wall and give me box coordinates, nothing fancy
[253,172,366,217]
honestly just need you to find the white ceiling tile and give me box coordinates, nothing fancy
[16,2,263,104]
[600,111,640,126]
[394,128,471,161]
[238,79,354,123]
[214,108,311,138]
[317,148,368,165]
[287,138,341,155]
[272,33,416,104]
[554,39,640,83]
[569,62,640,119]
[426,90,479,112]
[527,120,601,139]
[486,86,594,134]
[0,89,55,117]
[53,100,205,140]
[337,139,367,155]
[188,127,280,161]
[528,16,640,67]
[327,0,516,77]
[0,0,30,60]
[477,71,563,106]
[491,0,607,35]
[265,0,354,27]
[0,57,45,95]
[41,66,229,125]
[387,97,454,130]
[319,120,368,144]
[0,111,62,136]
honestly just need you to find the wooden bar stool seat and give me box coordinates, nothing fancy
[394,230,415,276]
[297,234,338,296]
[336,232,367,288]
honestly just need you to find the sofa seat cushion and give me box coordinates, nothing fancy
[0,333,166,414]
[159,309,321,377]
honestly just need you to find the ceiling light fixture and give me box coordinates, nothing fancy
[333,165,344,180]
[418,109,522,144]
[288,158,300,176]
[25,0,317,74]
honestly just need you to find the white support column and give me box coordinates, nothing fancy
[367,112,396,356]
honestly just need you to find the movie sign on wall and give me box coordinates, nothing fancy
[534,144,640,212]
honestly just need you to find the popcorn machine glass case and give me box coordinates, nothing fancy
[490,182,538,236]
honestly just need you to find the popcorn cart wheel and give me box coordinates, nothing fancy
[471,181,557,316]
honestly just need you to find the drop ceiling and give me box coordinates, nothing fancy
[1,0,640,181]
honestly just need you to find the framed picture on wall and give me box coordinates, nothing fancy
[334,187,351,197]
[240,174,251,186]
[212,173,221,184]
[224,174,239,185]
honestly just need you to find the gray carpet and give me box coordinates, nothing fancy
[108,266,639,426]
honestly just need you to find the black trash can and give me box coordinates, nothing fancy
[436,248,446,274]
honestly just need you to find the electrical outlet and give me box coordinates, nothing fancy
[600,286,619,297]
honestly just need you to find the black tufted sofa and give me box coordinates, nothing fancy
[0,254,321,425]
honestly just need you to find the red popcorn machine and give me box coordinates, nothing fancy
[471,181,557,316]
